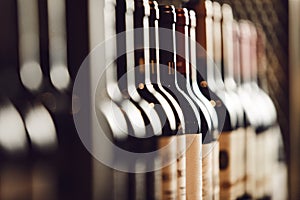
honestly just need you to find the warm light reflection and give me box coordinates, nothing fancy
[25,104,57,150]
[48,0,70,91]
[0,102,27,152]
[20,61,43,91]
[17,0,43,92]
[50,64,71,91]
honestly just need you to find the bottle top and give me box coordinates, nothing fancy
[205,0,213,18]
[159,5,176,26]
[149,1,159,21]
[176,8,189,26]
[175,9,189,75]
[126,0,135,12]
[222,3,233,22]
[189,10,197,28]
[134,0,150,16]
[212,1,222,21]
[239,20,251,40]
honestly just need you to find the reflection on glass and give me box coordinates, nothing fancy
[0,101,27,152]
[17,0,43,91]
[48,0,71,91]
[25,104,57,150]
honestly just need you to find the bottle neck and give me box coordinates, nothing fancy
[149,6,158,84]
[190,23,198,84]
[158,6,177,87]
[160,61,176,87]
[232,21,241,87]
[256,28,270,93]
[222,18,237,90]
[104,1,118,86]
[116,0,127,90]
[175,24,189,79]
[189,0,218,91]
[125,0,138,88]
[240,34,252,85]
[250,28,259,87]
[158,23,176,87]
[133,3,151,85]
[212,4,228,92]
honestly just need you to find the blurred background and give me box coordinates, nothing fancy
[0,0,299,199]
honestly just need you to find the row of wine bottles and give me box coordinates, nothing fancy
[0,0,92,199]
[96,0,287,200]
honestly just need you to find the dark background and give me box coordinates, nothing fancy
[0,0,291,199]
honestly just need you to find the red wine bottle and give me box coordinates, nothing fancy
[175,8,217,200]
[159,5,203,200]
[148,2,188,199]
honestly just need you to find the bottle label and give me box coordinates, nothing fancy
[271,161,288,199]
[212,140,220,200]
[176,135,186,200]
[134,162,146,200]
[219,128,246,199]
[158,136,177,200]
[256,127,280,199]
[245,127,256,197]
[255,130,266,199]
[268,125,286,199]
[185,134,202,200]
[220,181,244,200]
[202,142,213,200]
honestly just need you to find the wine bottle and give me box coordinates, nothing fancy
[17,0,43,92]
[175,8,217,200]
[237,20,261,199]
[47,0,71,91]
[103,0,148,140]
[99,0,152,199]
[188,8,224,200]
[248,23,281,200]
[183,4,223,200]
[248,23,268,200]
[148,2,187,200]
[239,21,274,199]
[131,1,184,199]
[185,1,242,199]
[87,0,132,199]
[158,5,201,134]
[0,98,32,199]
[220,4,247,199]
[158,5,202,200]
[256,27,288,200]
[14,1,60,199]
[134,0,178,136]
